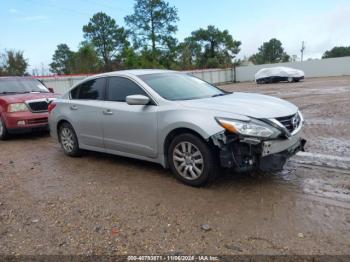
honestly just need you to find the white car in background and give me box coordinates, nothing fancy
[255,67,305,84]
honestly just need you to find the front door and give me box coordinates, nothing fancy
[102,76,158,158]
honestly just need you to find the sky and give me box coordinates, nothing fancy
[1,0,350,74]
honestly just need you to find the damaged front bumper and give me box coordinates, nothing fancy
[212,131,306,173]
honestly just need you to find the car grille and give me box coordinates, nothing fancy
[28,118,48,125]
[276,113,301,133]
[27,101,49,113]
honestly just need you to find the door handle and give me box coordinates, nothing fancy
[103,109,114,115]
[70,105,78,110]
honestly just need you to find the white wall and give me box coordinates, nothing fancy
[39,75,90,94]
[38,56,350,93]
[188,68,234,84]
[236,56,350,82]
[39,69,235,94]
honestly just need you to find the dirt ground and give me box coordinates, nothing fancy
[0,76,350,256]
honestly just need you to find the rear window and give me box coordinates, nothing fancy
[0,78,49,94]
[71,78,106,100]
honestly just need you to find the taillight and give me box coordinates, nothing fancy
[48,102,56,113]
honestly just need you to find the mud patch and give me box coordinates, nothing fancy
[2,77,350,255]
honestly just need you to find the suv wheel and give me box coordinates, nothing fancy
[168,133,218,187]
[0,116,9,140]
[58,122,81,157]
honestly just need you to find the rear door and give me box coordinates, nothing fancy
[66,77,106,149]
[102,76,158,158]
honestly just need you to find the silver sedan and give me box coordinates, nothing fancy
[49,70,306,186]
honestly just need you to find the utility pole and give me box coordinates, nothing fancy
[300,41,305,62]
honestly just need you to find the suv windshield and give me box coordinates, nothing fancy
[139,73,227,101]
[0,78,49,94]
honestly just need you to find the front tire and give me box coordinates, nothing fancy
[0,116,9,140]
[58,122,81,157]
[168,133,218,187]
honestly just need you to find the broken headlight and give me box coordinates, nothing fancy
[216,117,280,138]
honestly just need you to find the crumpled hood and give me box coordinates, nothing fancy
[0,93,58,104]
[177,92,298,119]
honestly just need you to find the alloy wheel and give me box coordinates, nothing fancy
[173,141,204,180]
[60,127,75,153]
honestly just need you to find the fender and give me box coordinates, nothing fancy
[157,108,248,156]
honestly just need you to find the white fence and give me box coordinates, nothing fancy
[38,57,350,93]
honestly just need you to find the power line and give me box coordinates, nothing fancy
[25,0,130,20]
[25,0,92,17]
[300,41,305,62]
[81,0,129,13]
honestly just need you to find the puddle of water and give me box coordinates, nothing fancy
[292,152,350,171]
[297,152,350,162]
[276,166,298,181]
[285,86,350,98]
[306,119,350,126]
[303,178,350,202]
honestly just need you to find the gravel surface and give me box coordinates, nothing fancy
[0,76,350,256]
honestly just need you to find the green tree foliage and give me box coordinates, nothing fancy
[183,25,241,69]
[125,0,179,66]
[49,44,74,75]
[118,47,142,69]
[83,12,128,70]
[177,37,201,70]
[0,54,4,76]
[49,5,245,73]
[249,38,290,65]
[159,36,179,69]
[0,50,28,76]
[322,46,350,58]
[70,43,102,74]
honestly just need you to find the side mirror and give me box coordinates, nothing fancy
[126,95,150,105]
[48,87,54,93]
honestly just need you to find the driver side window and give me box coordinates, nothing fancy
[107,77,148,102]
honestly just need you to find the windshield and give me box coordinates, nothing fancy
[0,78,49,94]
[139,73,227,101]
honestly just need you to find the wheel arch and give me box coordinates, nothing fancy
[162,127,215,168]
[56,119,73,142]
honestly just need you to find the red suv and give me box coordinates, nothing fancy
[0,77,57,140]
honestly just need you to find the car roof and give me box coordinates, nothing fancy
[77,69,180,84]
[93,69,178,78]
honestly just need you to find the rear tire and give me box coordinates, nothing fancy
[0,116,9,140]
[168,133,218,187]
[266,77,273,83]
[58,122,81,157]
